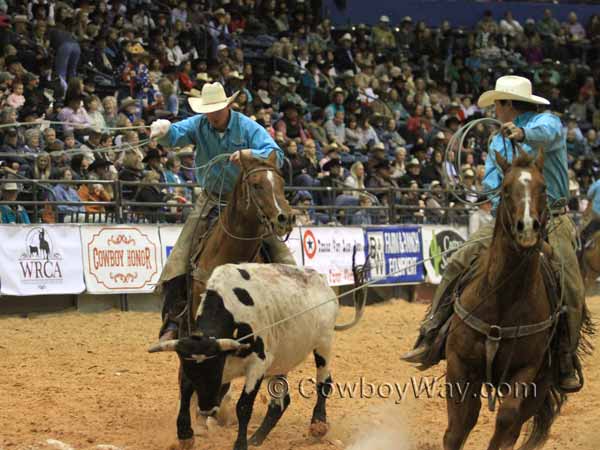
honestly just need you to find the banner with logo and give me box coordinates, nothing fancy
[421,225,468,284]
[158,225,184,266]
[81,225,162,294]
[364,226,424,285]
[300,227,365,286]
[0,225,85,296]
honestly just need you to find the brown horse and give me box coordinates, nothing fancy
[579,230,600,290]
[444,148,565,450]
[188,150,294,327]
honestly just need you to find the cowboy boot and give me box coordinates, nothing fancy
[158,275,188,341]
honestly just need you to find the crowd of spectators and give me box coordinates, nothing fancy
[0,1,599,227]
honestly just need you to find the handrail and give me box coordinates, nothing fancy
[0,177,585,225]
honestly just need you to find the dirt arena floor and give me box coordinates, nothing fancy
[2,297,600,450]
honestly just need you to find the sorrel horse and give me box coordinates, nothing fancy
[444,148,566,450]
[187,150,294,326]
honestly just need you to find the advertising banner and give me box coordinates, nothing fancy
[300,227,365,286]
[364,226,424,285]
[0,225,85,296]
[158,225,184,266]
[421,225,468,284]
[81,226,162,294]
[285,227,304,266]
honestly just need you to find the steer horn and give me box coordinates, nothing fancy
[216,338,250,352]
[148,339,179,353]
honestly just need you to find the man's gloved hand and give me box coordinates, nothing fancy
[150,119,171,139]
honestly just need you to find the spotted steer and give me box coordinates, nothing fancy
[149,262,366,450]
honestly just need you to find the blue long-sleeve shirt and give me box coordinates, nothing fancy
[159,111,283,193]
[587,179,600,215]
[52,184,85,214]
[483,111,569,211]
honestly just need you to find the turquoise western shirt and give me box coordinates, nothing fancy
[483,111,569,211]
[159,111,283,193]
[587,179,600,215]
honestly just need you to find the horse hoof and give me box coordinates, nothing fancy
[248,434,264,447]
[309,421,329,438]
[177,438,195,450]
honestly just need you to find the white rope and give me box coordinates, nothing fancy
[229,236,491,344]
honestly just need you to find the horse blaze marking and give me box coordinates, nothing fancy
[303,230,317,259]
[519,170,533,228]
[267,171,282,215]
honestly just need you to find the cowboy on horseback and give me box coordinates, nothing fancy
[149,82,296,342]
[402,75,587,392]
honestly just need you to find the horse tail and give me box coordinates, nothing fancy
[518,386,565,450]
[334,245,369,331]
[577,303,596,359]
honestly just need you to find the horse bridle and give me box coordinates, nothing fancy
[218,165,290,242]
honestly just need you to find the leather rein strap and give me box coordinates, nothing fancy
[453,298,558,411]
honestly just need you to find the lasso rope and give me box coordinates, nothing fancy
[443,117,503,206]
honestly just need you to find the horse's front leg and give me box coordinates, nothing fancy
[444,351,482,450]
[486,367,550,450]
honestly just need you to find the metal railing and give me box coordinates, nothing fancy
[0,178,582,226]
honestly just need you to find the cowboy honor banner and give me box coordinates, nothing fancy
[420,225,468,284]
[364,225,425,285]
[0,225,85,296]
[81,225,162,294]
[300,227,365,286]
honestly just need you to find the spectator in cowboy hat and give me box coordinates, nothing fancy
[0,181,30,224]
[325,86,346,120]
[398,157,423,188]
[121,42,151,101]
[372,15,395,51]
[142,148,165,180]
[334,32,357,73]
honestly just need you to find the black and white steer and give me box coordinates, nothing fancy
[149,262,365,450]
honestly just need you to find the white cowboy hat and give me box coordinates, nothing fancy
[379,15,390,23]
[188,82,239,114]
[477,75,550,108]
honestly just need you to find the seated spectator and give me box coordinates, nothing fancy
[398,157,424,188]
[459,168,479,203]
[78,181,112,214]
[325,87,346,120]
[0,182,30,224]
[164,155,184,191]
[324,110,350,152]
[6,81,25,110]
[102,96,119,129]
[319,157,345,205]
[85,95,107,132]
[344,161,366,197]
[119,148,146,200]
[276,102,307,144]
[349,194,374,225]
[367,159,399,206]
[51,168,85,221]
[134,170,169,223]
[58,90,92,134]
[421,149,445,186]
[143,148,166,182]
[306,108,329,148]
[355,114,380,152]
[23,129,42,156]
[379,118,406,150]
[424,180,447,224]
[390,147,407,180]
[291,190,315,226]
[43,128,60,153]
[32,152,52,181]
[469,196,493,234]
[159,78,179,117]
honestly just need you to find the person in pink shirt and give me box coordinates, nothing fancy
[6,81,25,109]
[57,90,92,134]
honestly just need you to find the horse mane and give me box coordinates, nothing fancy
[510,151,535,170]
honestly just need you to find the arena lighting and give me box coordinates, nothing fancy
[395,27,400,32]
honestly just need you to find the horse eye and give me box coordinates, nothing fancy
[253,183,263,190]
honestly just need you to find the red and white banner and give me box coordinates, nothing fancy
[81,225,162,294]
[0,225,85,296]
[299,227,365,286]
